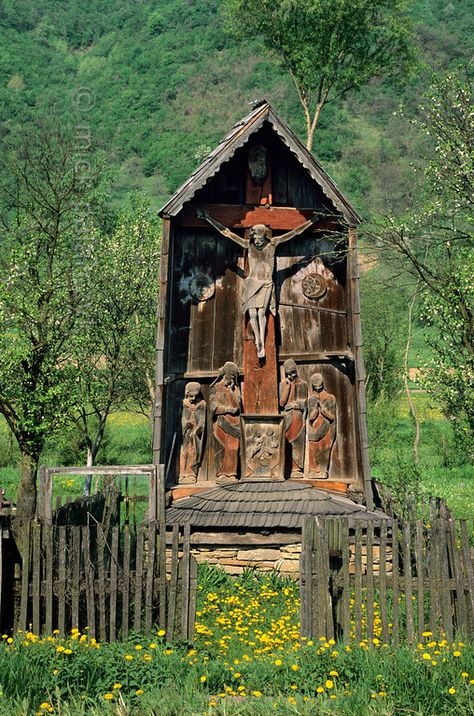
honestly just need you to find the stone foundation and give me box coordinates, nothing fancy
[166,541,393,577]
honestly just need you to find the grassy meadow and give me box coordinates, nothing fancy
[0,571,473,715]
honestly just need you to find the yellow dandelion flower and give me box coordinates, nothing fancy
[113,683,122,689]
[200,675,207,683]
[316,686,325,694]
[103,693,114,700]
[448,688,456,695]
[453,651,461,657]
[252,690,262,697]
[325,680,334,689]
[135,689,144,696]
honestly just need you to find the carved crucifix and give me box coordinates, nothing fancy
[196,209,319,358]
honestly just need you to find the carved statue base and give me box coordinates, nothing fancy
[240,414,285,481]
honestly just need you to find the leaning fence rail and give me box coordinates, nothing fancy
[300,516,474,644]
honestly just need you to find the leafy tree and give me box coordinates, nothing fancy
[370,68,474,456]
[0,124,103,520]
[70,195,160,489]
[224,0,416,150]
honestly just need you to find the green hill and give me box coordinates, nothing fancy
[1,0,472,212]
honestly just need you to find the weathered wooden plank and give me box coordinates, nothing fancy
[157,522,167,630]
[429,520,440,634]
[439,521,453,642]
[109,527,119,643]
[460,520,474,636]
[188,555,198,642]
[122,527,131,640]
[366,522,374,647]
[447,519,467,636]
[145,525,156,634]
[300,516,314,638]
[341,519,351,645]
[415,521,425,639]
[180,524,191,640]
[44,524,53,635]
[71,527,81,631]
[313,519,325,639]
[32,523,41,635]
[354,521,363,643]
[133,528,144,633]
[18,522,31,633]
[97,529,107,642]
[391,522,399,646]
[166,525,180,641]
[321,519,334,640]
[82,527,96,639]
[403,522,414,643]
[379,521,389,644]
[58,528,67,635]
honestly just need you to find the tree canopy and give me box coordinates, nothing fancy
[225,0,417,150]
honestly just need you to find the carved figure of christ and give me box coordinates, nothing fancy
[196,209,319,358]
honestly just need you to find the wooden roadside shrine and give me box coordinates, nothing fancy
[153,101,372,506]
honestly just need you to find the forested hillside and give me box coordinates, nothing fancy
[0,0,472,213]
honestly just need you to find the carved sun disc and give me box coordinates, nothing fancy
[302,273,327,300]
[189,273,215,302]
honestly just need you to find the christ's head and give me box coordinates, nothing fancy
[250,224,271,250]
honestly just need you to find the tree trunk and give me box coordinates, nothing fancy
[404,290,420,465]
[306,102,325,152]
[83,445,94,497]
[16,451,38,521]
[13,451,39,559]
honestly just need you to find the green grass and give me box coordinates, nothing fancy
[0,572,472,716]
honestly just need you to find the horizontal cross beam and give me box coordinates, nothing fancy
[178,203,342,232]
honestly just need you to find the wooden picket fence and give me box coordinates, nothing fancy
[300,516,474,643]
[10,522,197,642]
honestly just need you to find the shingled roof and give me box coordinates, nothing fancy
[159,101,360,226]
[166,481,386,530]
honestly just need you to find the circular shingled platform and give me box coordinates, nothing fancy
[166,480,385,529]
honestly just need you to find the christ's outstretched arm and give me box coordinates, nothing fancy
[273,213,320,246]
[196,208,247,249]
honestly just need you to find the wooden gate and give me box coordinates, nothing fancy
[300,516,474,643]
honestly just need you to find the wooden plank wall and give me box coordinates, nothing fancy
[14,523,197,642]
[300,516,474,643]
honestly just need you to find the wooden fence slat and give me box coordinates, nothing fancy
[300,517,314,639]
[133,528,144,633]
[180,524,191,640]
[379,521,389,644]
[145,524,156,633]
[460,520,474,636]
[122,527,131,639]
[415,521,425,639]
[322,519,334,641]
[341,519,350,645]
[109,527,119,643]
[366,522,374,647]
[58,528,67,635]
[71,527,81,630]
[167,525,180,641]
[403,522,414,643]
[158,521,167,631]
[354,521,363,643]
[32,523,41,635]
[44,524,53,635]
[82,527,96,639]
[18,523,31,633]
[188,555,198,642]
[97,529,107,642]
[429,521,440,634]
[391,521,399,646]
[313,519,324,639]
[439,520,453,642]
[448,519,468,637]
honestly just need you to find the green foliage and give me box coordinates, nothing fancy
[225,0,417,148]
